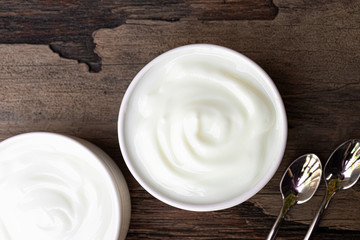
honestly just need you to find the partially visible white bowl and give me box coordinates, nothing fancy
[119,44,287,211]
[0,132,131,240]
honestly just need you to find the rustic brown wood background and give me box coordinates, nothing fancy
[1,0,360,239]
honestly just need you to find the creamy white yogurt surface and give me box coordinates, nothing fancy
[121,45,286,210]
[0,133,120,240]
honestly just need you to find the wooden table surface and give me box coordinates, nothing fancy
[1,0,360,239]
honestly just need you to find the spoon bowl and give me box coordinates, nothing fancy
[324,139,360,190]
[281,154,322,204]
[267,154,322,240]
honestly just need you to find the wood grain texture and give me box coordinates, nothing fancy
[0,0,277,72]
[1,0,360,239]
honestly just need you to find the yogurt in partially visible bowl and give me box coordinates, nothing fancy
[119,44,287,211]
[0,132,131,240]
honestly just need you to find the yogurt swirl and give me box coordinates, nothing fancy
[0,133,120,240]
[122,45,286,208]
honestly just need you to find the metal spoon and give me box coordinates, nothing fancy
[267,154,322,240]
[304,139,360,240]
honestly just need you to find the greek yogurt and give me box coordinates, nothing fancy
[119,44,287,211]
[0,133,130,240]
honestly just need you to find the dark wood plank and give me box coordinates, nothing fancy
[0,0,277,72]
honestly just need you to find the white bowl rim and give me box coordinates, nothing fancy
[0,131,130,238]
[118,44,287,211]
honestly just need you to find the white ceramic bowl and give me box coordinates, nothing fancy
[0,132,131,240]
[118,44,287,211]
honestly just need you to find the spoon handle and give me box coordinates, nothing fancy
[304,190,335,240]
[266,204,289,240]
